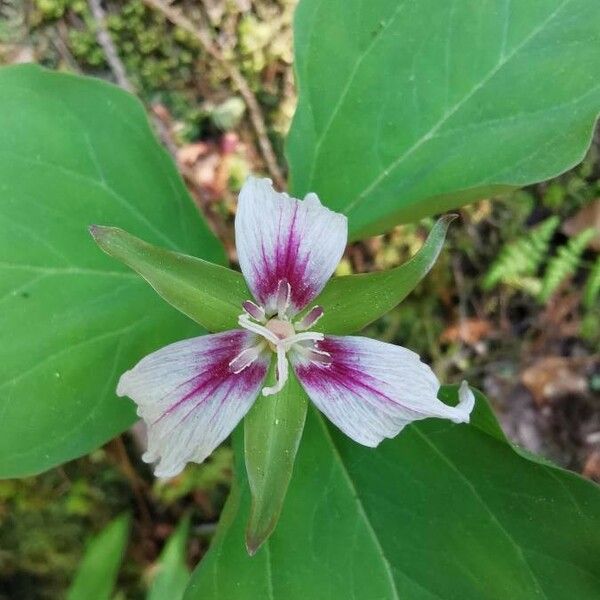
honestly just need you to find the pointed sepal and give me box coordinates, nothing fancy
[310,215,456,334]
[89,225,249,332]
[243,369,308,555]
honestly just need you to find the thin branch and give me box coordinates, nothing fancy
[141,0,286,189]
[87,0,135,93]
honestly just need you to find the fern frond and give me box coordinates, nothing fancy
[538,228,596,302]
[583,257,600,310]
[483,216,559,290]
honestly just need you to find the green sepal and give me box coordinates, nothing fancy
[311,215,455,334]
[90,226,250,332]
[244,367,308,555]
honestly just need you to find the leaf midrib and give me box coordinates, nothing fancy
[321,412,565,600]
[0,262,137,278]
[0,148,183,252]
[344,0,571,217]
[305,0,409,190]
[411,425,549,600]
[345,0,573,216]
[316,414,404,600]
[303,0,571,217]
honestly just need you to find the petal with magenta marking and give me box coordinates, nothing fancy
[235,177,347,315]
[117,330,269,477]
[291,336,474,447]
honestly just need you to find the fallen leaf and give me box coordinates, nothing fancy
[583,451,600,482]
[440,318,493,346]
[521,357,589,405]
[562,199,600,252]
[177,142,210,166]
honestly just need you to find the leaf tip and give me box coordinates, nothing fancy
[245,533,263,556]
[245,514,278,557]
[88,224,114,244]
[88,225,124,253]
[88,223,102,238]
[442,213,459,225]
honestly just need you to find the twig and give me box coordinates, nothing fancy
[83,2,231,249]
[87,0,135,93]
[141,0,286,189]
[52,21,83,73]
[110,436,153,528]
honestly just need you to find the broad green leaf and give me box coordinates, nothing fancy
[90,226,249,332]
[185,388,600,599]
[67,513,130,600]
[147,516,191,600]
[244,370,308,555]
[0,65,225,477]
[288,0,600,238]
[312,215,454,334]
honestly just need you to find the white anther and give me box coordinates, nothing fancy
[228,343,265,374]
[295,306,324,331]
[283,331,324,348]
[292,343,332,366]
[276,279,292,318]
[238,314,280,345]
[242,300,266,323]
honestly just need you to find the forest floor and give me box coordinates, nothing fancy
[1,1,599,598]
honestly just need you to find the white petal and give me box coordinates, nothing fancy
[117,330,269,477]
[291,336,474,447]
[235,177,347,315]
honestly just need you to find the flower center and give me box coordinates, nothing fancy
[265,318,295,347]
[232,292,330,397]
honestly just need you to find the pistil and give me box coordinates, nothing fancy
[234,297,331,396]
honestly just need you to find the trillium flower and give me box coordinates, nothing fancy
[117,177,475,477]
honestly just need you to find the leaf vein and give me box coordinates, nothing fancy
[344,0,572,217]
[412,425,550,599]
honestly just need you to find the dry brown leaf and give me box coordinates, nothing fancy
[562,199,600,252]
[440,318,493,346]
[177,142,211,166]
[583,451,600,482]
[521,356,589,405]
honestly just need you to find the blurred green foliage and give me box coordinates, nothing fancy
[0,448,133,598]
[153,447,232,505]
[34,0,199,87]
[483,215,560,293]
[480,149,599,340]
[24,0,294,143]
[0,443,232,599]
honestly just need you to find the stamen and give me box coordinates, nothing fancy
[238,314,280,345]
[228,343,265,374]
[276,279,292,318]
[262,345,289,396]
[242,300,266,323]
[306,348,332,366]
[295,305,324,331]
[293,343,332,366]
[282,331,324,348]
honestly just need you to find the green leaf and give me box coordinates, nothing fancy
[147,516,191,600]
[287,0,600,238]
[0,64,225,477]
[244,369,308,555]
[67,513,130,600]
[185,388,600,599]
[90,226,248,332]
[312,215,454,334]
